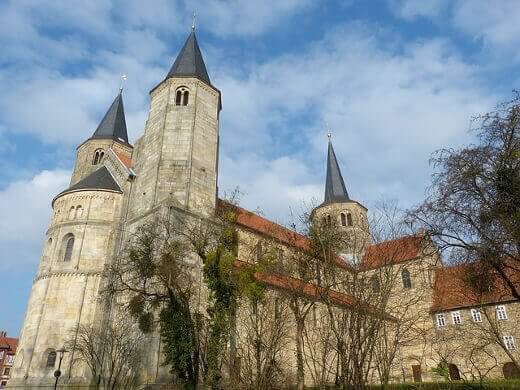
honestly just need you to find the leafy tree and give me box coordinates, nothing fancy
[105,217,201,387]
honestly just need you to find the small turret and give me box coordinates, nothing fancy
[70,91,132,185]
[313,139,370,261]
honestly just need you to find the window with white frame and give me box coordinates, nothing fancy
[0,350,4,359]
[471,308,482,322]
[503,335,516,351]
[451,311,462,325]
[436,313,446,327]
[5,354,14,365]
[496,305,508,320]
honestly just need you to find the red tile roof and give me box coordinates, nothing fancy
[216,199,352,271]
[361,234,424,270]
[114,150,132,169]
[233,260,395,321]
[0,334,18,352]
[431,262,520,312]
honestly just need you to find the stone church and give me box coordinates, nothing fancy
[9,30,520,388]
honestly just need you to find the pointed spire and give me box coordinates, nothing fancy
[324,139,350,204]
[90,91,129,144]
[166,31,211,85]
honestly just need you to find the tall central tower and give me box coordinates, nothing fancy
[128,30,221,219]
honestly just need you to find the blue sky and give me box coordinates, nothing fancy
[1,0,519,336]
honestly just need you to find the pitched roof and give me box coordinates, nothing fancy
[323,140,350,205]
[166,31,211,85]
[58,166,122,197]
[431,262,520,312]
[113,150,132,169]
[234,260,395,321]
[360,234,424,270]
[90,92,129,144]
[216,199,352,271]
[0,334,18,352]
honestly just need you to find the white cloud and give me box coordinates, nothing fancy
[0,170,70,271]
[390,0,520,60]
[216,25,496,221]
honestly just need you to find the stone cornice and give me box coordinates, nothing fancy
[34,270,103,283]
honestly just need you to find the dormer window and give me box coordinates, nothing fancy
[175,87,189,106]
[93,149,104,165]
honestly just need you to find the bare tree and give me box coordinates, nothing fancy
[408,93,520,300]
[66,315,144,389]
[235,292,292,389]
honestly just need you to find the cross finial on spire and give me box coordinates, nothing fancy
[192,11,196,31]
[119,74,127,93]
[327,132,332,140]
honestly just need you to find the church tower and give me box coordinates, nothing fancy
[313,139,370,260]
[10,93,133,387]
[127,29,221,219]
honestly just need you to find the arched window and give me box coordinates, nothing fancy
[175,87,189,106]
[46,350,57,367]
[68,206,75,220]
[75,205,83,219]
[346,213,353,226]
[327,215,332,225]
[448,364,461,381]
[63,234,74,262]
[93,149,104,165]
[341,213,347,226]
[402,268,412,289]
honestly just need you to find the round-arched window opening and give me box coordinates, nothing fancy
[175,87,190,106]
[93,149,105,165]
[346,213,353,226]
[63,233,75,262]
[448,363,461,381]
[341,213,347,227]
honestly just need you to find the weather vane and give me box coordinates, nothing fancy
[119,74,128,92]
[192,11,197,31]
[325,121,332,140]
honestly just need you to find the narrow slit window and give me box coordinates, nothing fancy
[183,91,189,106]
[346,213,353,226]
[341,213,347,226]
[63,234,74,262]
[175,90,182,105]
[402,269,412,289]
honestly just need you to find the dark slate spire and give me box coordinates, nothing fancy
[166,31,211,85]
[324,140,350,204]
[90,92,129,144]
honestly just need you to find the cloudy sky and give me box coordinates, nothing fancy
[0,0,518,335]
